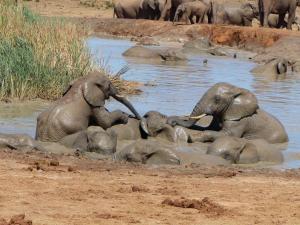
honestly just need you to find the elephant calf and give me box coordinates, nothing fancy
[36,71,141,142]
[251,58,289,79]
[173,1,210,24]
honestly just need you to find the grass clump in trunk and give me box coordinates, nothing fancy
[0,1,91,100]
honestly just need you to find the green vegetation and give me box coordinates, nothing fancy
[0,0,91,100]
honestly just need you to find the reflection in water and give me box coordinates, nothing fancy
[0,37,299,169]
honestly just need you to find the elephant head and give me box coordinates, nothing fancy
[140,111,168,136]
[140,111,189,142]
[241,3,259,20]
[65,71,141,119]
[168,83,258,128]
[207,137,259,164]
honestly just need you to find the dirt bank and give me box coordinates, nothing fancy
[0,149,300,225]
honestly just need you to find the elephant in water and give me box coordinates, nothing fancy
[114,139,230,165]
[251,58,289,80]
[207,136,284,164]
[36,71,141,142]
[167,83,288,144]
[122,46,187,61]
[108,111,189,143]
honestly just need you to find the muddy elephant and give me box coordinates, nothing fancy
[113,0,143,19]
[167,83,288,144]
[36,71,141,142]
[215,3,259,26]
[108,111,189,143]
[114,139,230,165]
[122,46,187,61]
[0,133,38,150]
[258,0,300,29]
[207,136,284,164]
[251,58,289,79]
[173,1,209,24]
[59,126,117,154]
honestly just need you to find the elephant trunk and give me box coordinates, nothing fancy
[113,94,142,120]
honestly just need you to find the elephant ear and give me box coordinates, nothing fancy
[82,79,106,107]
[224,88,258,121]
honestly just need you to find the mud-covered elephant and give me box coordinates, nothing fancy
[36,71,141,142]
[258,0,300,29]
[108,111,189,143]
[113,0,143,19]
[215,3,259,26]
[114,139,230,165]
[59,126,117,154]
[207,136,284,164]
[167,83,288,144]
[173,1,209,24]
[122,46,187,61]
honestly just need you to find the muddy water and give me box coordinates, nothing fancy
[0,37,299,169]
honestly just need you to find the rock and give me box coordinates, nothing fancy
[183,37,212,52]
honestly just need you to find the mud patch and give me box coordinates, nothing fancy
[0,214,32,225]
[162,197,227,217]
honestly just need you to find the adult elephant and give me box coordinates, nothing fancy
[258,0,300,29]
[167,83,288,144]
[141,0,167,19]
[113,0,143,19]
[215,3,259,26]
[36,71,141,142]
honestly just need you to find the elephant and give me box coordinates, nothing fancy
[267,13,287,28]
[173,1,210,24]
[167,83,288,144]
[214,3,259,26]
[141,0,167,20]
[258,0,300,29]
[251,58,289,79]
[114,139,230,165]
[113,0,143,19]
[207,136,284,164]
[160,0,193,21]
[0,133,38,151]
[122,46,187,61]
[59,126,117,155]
[36,71,141,142]
[108,111,189,143]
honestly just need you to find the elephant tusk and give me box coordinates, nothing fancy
[115,94,125,98]
[189,114,207,120]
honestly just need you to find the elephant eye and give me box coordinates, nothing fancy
[214,95,221,103]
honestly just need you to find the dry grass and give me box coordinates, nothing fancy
[0,0,139,101]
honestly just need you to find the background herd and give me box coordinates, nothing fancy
[113,0,300,30]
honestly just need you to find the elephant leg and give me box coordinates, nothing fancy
[277,13,285,28]
[263,10,270,27]
[287,9,295,30]
[196,15,200,23]
[91,107,129,129]
[189,15,194,24]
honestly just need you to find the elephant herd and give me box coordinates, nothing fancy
[4,71,280,166]
[114,0,300,29]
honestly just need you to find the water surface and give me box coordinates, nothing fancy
[0,37,299,169]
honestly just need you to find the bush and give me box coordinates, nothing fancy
[0,0,91,100]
